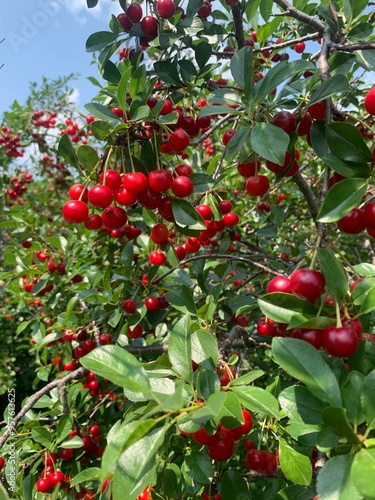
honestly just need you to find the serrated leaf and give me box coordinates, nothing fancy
[318,454,361,500]
[231,386,280,418]
[309,74,351,105]
[317,178,367,222]
[86,31,118,52]
[168,313,193,381]
[317,248,348,302]
[250,123,289,164]
[279,438,312,486]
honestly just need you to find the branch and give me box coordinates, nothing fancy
[0,367,87,450]
[272,0,324,33]
[292,171,320,222]
[190,113,238,147]
[231,4,245,49]
[331,42,375,52]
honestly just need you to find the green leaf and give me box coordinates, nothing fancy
[77,145,99,172]
[31,427,53,449]
[362,369,375,428]
[154,61,182,86]
[220,470,250,498]
[194,41,212,69]
[168,313,193,381]
[260,0,273,21]
[191,330,218,369]
[0,482,10,500]
[272,338,342,406]
[274,485,316,500]
[351,449,375,500]
[279,438,312,486]
[59,436,84,449]
[317,248,348,302]
[58,134,79,170]
[279,385,328,425]
[353,263,375,277]
[228,369,265,386]
[231,386,280,418]
[87,0,98,7]
[196,367,221,401]
[165,285,196,315]
[321,407,361,444]
[84,102,120,121]
[359,285,375,315]
[70,468,102,486]
[317,178,367,222]
[90,120,112,140]
[182,449,213,484]
[309,75,351,105]
[258,293,318,324]
[230,46,253,98]
[189,173,215,193]
[326,123,373,163]
[117,66,132,109]
[129,65,148,101]
[318,454,362,500]
[86,31,118,52]
[80,345,151,393]
[217,391,244,428]
[341,371,365,427]
[225,127,251,159]
[250,123,289,164]
[172,198,206,230]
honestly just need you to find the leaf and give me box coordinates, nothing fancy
[31,427,53,449]
[90,120,112,140]
[117,66,132,109]
[84,102,121,121]
[359,286,375,315]
[172,198,206,230]
[317,178,367,222]
[230,46,253,98]
[220,470,250,498]
[86,31,118,52]
[77,145,99,172]
[165,285,196,315]
[258,293,318,324]
[318,454,362,500]
[58,134,79,170]
[87,0,99,7]
[362,369,375,428]
[250,123,289,164]
[351,449,375,500]
[70,468,102,486]
[278,438,312,486]
[260,0,273,21]
[168,313,193,381]
[198,105,241,118]
[317,248,348,302]
[194,41,212,69]
[353,263,375,277]
[225,127,251,159]
[154,61,182,86]
[189,173,215,193]
[0,483,10,500]
[341,371,365,427]
[191,330,218,369]
[279,385,328,425]
[80,345,151,394]
[321,407,361,444]
[59,436,84,449]
[326,123,373,163]
[216,391,244,428]
[228,369,265,386]
[231,386,280,418]
[272,338,342,406]
[309,75,351,105]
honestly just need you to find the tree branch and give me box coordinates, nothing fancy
[272,0,324,33]
[231,4,245,49]
[292,171,320,222]
[331,42,375,52]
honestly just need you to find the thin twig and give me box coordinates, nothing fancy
[272,0,324,33]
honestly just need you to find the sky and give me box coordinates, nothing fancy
[0,0,123,115]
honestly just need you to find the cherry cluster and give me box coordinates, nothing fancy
[31,109,57,129]
[4,171,32,203]
[60,117,92,144]
[245,443,278,476]
[0,125,24,157]
[337,201,375,239]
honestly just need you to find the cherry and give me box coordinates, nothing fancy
[308,101,326,120]
[123,299,136,314]
[223,212,239,226]
[88,185,114,209]
[111,107,125,118]
[206,429,235,461]
[123,172,148,194]
[149,251,166,266]
[246,449,267,471]
[267,275,292,294]
[257,317,275,336]
[175,163,193,176]
[148,169,173,192]
[169,129,190,153]
[270,111,296,134]
[342,316,363,339]
[289,269,325,302]
[156,0,176,19]
[222,129,237,146]
[145,297,160,311]
[198,1,212,19]
[229,409,253,440]
[237,160,260,178]
[137,486,153,500]
[171,176,194,197]
[138,188,163,210]
[158,196,174,221]
[322,326,359,357]
[364,87,375,115]
[100,169,122,190]
[69,183,88,201]
[84,213,102,230]
[174,245,187,260]
[294,42,306,53]
[101,206,128,229]
[116,186,138,206]
[141,16,158,37]
[127,2,143,22]
[337,208,365,234]
[245,175,270,197]
[364,201,375,229]
[151,223,169,243]
[99,333,113,344]
[0,457,4,470]
[290,328,323,349]
[62,200,89,223]
[36,477,52,493]
[297,112,313,136]
[218,365,235,386]
[196,204,213,220]
[185,236,201,253]
[160,99,173,115]
[50,470,64,487]
[117,13,133,32]
[219,200,232,214]
[192,427,220,445]
[59,448,74,461]
[127,324,143,339]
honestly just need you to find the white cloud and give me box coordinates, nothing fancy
[64,0,123,24]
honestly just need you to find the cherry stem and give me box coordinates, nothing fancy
[335,300,342,328]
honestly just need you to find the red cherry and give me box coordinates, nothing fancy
[101,206,127,229]
[149,251,166,266]
[69,183,88,201]
[100,169,122,190]
[322,326,359,357]
[99,333,113,345]
[169,129,190,153]
[141,16,158,37]
[257,317,275,337]
[290,328,323,349]
[50,471,64,487]
[156,0,176,18]
[127,2,143,22]
[148,169,173,192]
[245,175,270,197]
[123,172,148,194]
[123,299,136,314]
[185,236,201,253]
[84,213,102,230]
[137,486,153,500]
[127,324,143,339]
[289,269,325,302]
[145,297,160,311]
[137,188,163,210]
[364,87,375,115]
[222,128,237,146]
[223,212,239,226]
[59,448,74,461]
[192,427,220,445]
[111,107,125,118]
[36,478,52,493]
[246,449,267,472]
[219,200,232,214]
[364,201,375,229]
[151,223,169,243]
[175,163,193,176]
[196,204,213,220]
[88,185,114,209]
[337,208,366,234]
[174,245,187,260]
[308,101,326,120]
[115,186,138,206]
[294,42,306,53]
[297,113,313,136]
[218,366,235,386]
[0,457,4,470]
[267,275,292,294]
[230,409,253,440]
[62,200,89,223]
[237,160,260,178]
[342,316,363,339]
[171,176,194,197]
[198,1,212,18]
[206,430,235,461]
[117,13,133,31]
[270,111,296,134]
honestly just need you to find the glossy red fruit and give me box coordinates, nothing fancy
[156,0,176,19]
[102,206,127,229]
[36,477,52,493]
[185,236,201,253]
[169,129,190,152]
[219,200,232,214]
[60,448,74,461]
[364,201,375,229]
[237,160,260,178]
[88,185,114,209]
[62,200,89,223]
[198,1,212,18]
[115,186,138,206]
[0,457,4,470]
[245,175,270,197]
[117,13,133,31]
[230,409,253,440]
[257,317,275,336]
[270,110,296,134]
[174,245,187,260]
[308,101,326,120]
[289,269,325,302]
[145,297,160,311]
[127,324,143,339]
[99,333,113,344]
[218,365,235,386]
[290,328,323,349]
[294,42,305,53]
[175,163,193,176]
[148,169,173,192]
[50,471,64,487]
[364,87,375,115]
[322,326,359,357]
[127,2,143,22]
[223,212,239,226]
[101,477,112,494]
[84,214,102,230]
[192,427,220,445]
[337,208,365,234]
[206,430,235,461]
[297,113,313,136]
[196,204,213,220]
[100,169,122,190]
[246,449,267,472]
[158,195,175,221]
[342,316,363,339]
[149,251,166,266]
[267,275,292,294]
[222,129,237,146]
[171,176,194,197]
[123,299,136,315]
[69,183,88,201]
[137,486,153,500]
[123,172,148,194]
[141,16,158,37]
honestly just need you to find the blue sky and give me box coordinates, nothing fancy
[0,0,123,115]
